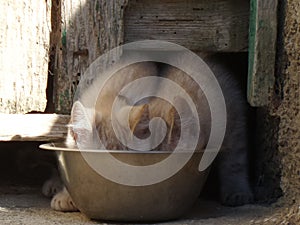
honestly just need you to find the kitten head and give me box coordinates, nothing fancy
[66,98,152,150]
[66,93,202,152]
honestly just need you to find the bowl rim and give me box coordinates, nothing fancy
[39,143,218,154]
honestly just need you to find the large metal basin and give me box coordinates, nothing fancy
[40,143,211,222]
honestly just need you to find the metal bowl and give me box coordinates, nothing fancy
[40,143,211,222]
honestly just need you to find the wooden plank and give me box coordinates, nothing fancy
[56,0,128,114]
[124,0,250,52]
[0,0,51,113]
[0,114,70,142]
[247,0,278,106]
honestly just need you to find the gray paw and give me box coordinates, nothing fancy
[221,191,253,206]
[51,187,78,212]
[42,176,63,198]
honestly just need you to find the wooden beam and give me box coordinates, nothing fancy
[247,0,278,106]
[124,0,249,52]
[0,114,70,142]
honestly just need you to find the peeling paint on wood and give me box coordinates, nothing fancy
[247,0,278,106]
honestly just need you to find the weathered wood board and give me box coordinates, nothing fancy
[247,0,278,106]
[124,0,250,52]
[55,0,128,114]
[0,114,69,141]
[54,0,251,113]
[0,0,51,113]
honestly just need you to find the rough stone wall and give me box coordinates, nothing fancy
[257,0,300,223]
[275,0,300,205]
[254,108,282,203]
[274,0,300,222]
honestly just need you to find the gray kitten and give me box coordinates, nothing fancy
[155,53,253,206]
[44,54,253,211]
[198,54,253,206]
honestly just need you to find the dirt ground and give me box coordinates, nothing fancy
[0,184,279,225]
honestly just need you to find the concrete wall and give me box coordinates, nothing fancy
[254,0,300,223]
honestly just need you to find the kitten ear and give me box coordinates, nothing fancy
[71,101,93,131]
[172,96,196,122]
[167,96,197,143]
[170,96,206,149]
[70,101,93,148]
[129,104,150,138]
[114,95,150,138]
[167,106,177,143]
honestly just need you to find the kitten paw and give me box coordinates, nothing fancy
[42,176,63,198]
[221,191,254,206]
[51,188,78,212]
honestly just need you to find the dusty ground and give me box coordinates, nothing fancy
[0,185,280,225]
